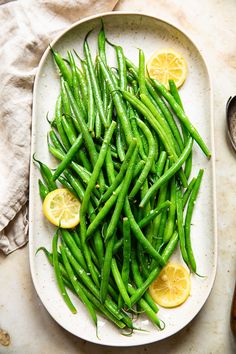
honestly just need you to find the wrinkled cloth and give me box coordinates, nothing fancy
[0,0,118,254]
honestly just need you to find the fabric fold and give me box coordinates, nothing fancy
[0,0,118,254]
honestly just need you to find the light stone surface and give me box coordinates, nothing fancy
[0,0,236,353]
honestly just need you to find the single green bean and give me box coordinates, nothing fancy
[163,176,176,243]
[138,201,171,229]
[176,188,189,265]
[185,169,204,272]
[183,177,196,208]
[138,48,148,96]
[51,47,72,86]
[155,151,167,178]
[111,258,131,308]
[38,179,49,200]
[118,217,131,309]
[116,120,126,161]
[52,134,83,180]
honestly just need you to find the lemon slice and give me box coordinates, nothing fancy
[43,188,81,228]
[149,263,191,308]
[147,48,187,90]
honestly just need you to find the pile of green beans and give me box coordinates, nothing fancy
[36,22,210,333]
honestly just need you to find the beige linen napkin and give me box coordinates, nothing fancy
[0,0,118,254]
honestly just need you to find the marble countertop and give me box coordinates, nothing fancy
[1,0,236,353]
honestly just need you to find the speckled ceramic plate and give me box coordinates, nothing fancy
[29,12,217,347]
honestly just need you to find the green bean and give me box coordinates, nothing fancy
[169,79,193,179]
[54,96,70,151]
[140,138,193,208]
[136,242,150,279]
[39,245,125,328]
[112,238,123,256]
[98,21,107,64]
[49,130,66,154]
[82,62,95,134]
[127,100,147,161]
[76,67,88,110]
[105,147,116,185]
[138,201,171,229]
[79,122,116,284]
[128,285,164,329]
[130,231,179,306]
[58,176,76,196]
[118,217,131,309]
[129,119,156,198]
[126,59,184,152]
[38,179,49,200]
[116,120,126,161]
[69,55,87,119]
[84,34,108,127]
[140,94,176,152]
[60,244,97,325]
[111,258,131,308]
[86,184,122,239]
[105,146,138,242]
[61,79,77,135]
[61,115,77,145]
[163,176,176,243]
[99,138,137,204]
[124,198,166,266]
[52,134,83,180]
[138,49,148,96]
[151,79,211,158]
[75,277,126,329]
[151,159,170,250]
[95,111,102,139]
[100,234,115,303]
[183,177,196,208]
[185,169,204,272]
[155,151,167,178]
[33,155,57,191]
[51,47,72,87]
[61,230,88,271]
[64,245,123,320]
[98,56,133,144]
[176,188,189,265]
[157,207,168,248]
[52,231,77,314]
[80,120,116,220]
[106,98,113,126]
[68,51,85,118]
[48,145,95,191]
[131,250,158,313]
[116,45,127,91]
[64,81,98,166]
[121,90,179,163]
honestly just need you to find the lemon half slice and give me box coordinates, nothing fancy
[43,188,81,228]
[149,263,191,308]
[147,48,187,90]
